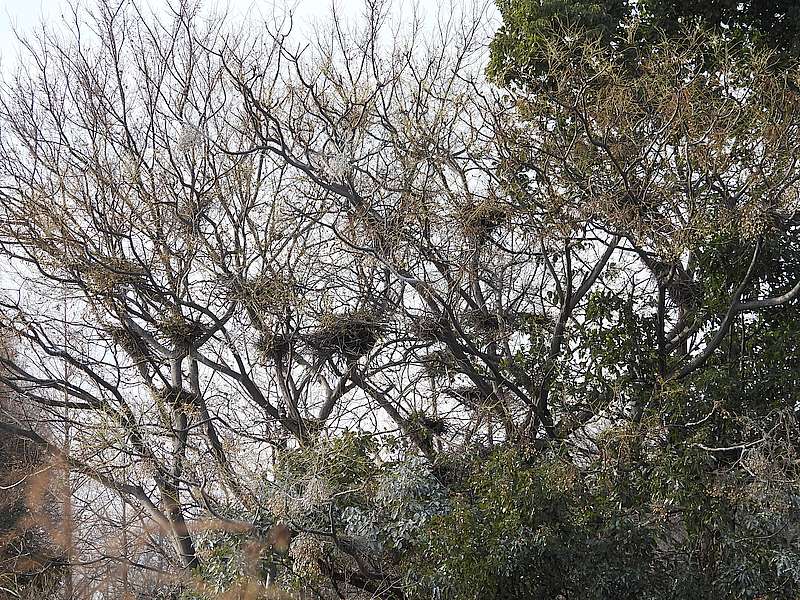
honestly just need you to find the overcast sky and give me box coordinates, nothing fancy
[0,0,479,72]
[0,0,354,65]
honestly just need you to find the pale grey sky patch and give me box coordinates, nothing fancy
[0,0,462,72]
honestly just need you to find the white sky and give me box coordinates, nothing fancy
[0,0,477,71]
[0,0,349,66]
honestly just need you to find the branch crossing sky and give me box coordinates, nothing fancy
[0,0,426,71]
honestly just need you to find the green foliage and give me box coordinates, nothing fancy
[406,447,667,599]
[405,432,800,599]
[248,434,451,596]
[274,432,380,494]
[488,0,628,84]
[183,533,269,599]
[489,0,800,86]
[581,288,660,406]
[639,0,800,59]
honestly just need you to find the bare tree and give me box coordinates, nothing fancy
[0,0,537,595]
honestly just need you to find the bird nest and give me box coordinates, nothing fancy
[463,309,505,333]
[255,330,290,363]
[346,206,406,256]
[464,310,553,336]
[457,199,511,237]
[159,312,205,345]
[110,327,150,363]
[83,256,146,295]
[408,411,448,436]
[412,314,449,342]
[304,312,383,359]
[225,274,296,315]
